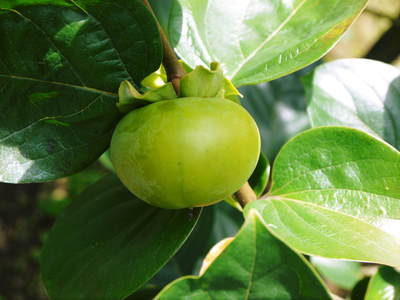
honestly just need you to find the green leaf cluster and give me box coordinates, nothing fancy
[1,1,400,300]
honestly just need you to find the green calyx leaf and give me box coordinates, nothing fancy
[120,62,241,114]
[141,65,168,89]
[117,80,177,113]
[180,62,241,102]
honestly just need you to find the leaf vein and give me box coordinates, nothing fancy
[229,0,309,79]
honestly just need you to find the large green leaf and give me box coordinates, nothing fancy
[246,126,400,266]
[41,175,200,300]
[151,202,243,286]
[241,65,314,160]
[173,202,242,275]
[305,59,400,150]
[365,267,400,300]
[169,0,367,86]
[149,0,174,34]
[0,0,162,183]
[155,210,331,300]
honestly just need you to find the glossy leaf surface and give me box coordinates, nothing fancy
[0,0,162,183]
[169,0,367,86]
[41,175,200,300]
[246,127,400,266]
[155,210,331,300]
[305,59,400,150]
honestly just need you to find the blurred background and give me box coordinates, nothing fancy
[1,0,399,299]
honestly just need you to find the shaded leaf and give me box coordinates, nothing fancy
[41,175,200,300]
[246,126,400,266]
[351,277,371,300]
[155,210,331,300]
[248,152,270,197]
[151,201,243,286]
[38,164,106,216]
[0,0,162,183]
[149,0,174,35]
[169,0,367,86]
[241,65,314,160]
[305,58,400,150]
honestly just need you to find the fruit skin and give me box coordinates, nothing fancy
[110,97,260,209]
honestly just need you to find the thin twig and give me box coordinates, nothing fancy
[142,0,185,94]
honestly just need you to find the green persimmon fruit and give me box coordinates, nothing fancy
[110,97,260,209]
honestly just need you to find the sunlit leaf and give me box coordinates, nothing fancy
[305,58,400,150]
[246,126,400,266]
[169,0,367,86]
[0,0,162,183]
[41,175,200,300]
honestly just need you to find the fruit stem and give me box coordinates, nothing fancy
[142,0,186,95]
[234,182,257,208]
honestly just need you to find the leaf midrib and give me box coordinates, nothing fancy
[0,92,113,144]
[270,157,398,195]
[228,0,308,79]
[275,187,400,203]
[0,74,116,96]
[268,198,400,261]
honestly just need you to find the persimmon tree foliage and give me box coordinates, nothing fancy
[1,0,399,299]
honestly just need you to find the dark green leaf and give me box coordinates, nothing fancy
[0,0,162,183]
[305,58,400,150]
[365,267,400,300]
[41,175,200,300]
[169,0,367,86]
[155,210,331,300]
[241,65,314,160]
[149,0,174,34]
[351,277,371,300]
[246,126,400,266]
[125,285,161,300]
[39,164,106,216]
[151,201,243,286]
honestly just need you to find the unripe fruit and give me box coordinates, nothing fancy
[110,97,260,209]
